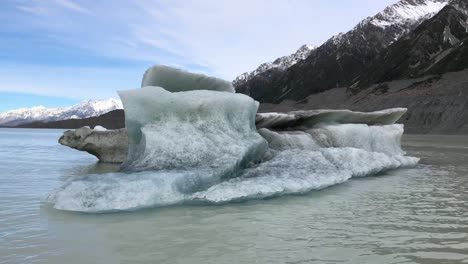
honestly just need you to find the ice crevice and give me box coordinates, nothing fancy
[48,66,419,212]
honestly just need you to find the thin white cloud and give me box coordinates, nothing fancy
[16,0,89,15]
[16,4,51,16]
[128,0,397,79]
[52,0,89,13]
[3,0,397,101]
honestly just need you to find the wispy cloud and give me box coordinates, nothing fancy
[15,0,89,16]
[0,0,397,107]
[16,4,51,16]
[52,0,89,13]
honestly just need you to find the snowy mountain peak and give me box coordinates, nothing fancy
[0,98,123,126]
[371,0,449,28]
[233,44,316,87]
[295,44,317,55]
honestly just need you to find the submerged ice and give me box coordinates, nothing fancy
[47,66,419,212]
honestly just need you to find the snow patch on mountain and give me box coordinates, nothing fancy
[0,99,123,126]
[443,25,461,45]
[233,44,316,87]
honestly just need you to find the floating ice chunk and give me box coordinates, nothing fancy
[141,65,235,93]
[256,108,407,129]
[93,125,107,131]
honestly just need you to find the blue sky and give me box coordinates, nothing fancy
[0,0,396,112]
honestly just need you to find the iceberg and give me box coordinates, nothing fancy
[48,65,419,212]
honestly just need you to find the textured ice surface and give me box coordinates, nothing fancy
[118,86,267,173]
[194,148,418,203]
[141,65,235,93]
[259,124,406,156]
[48,147,418,212]
[256,108,407,129]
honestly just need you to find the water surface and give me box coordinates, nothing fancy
[1,129,467,263]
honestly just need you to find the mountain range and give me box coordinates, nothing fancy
[0,99,122,126]
[234,0,462,102]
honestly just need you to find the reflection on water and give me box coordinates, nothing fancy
[1,129,468,264]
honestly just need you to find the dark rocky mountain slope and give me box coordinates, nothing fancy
[235,0,450,103]
[14,110,125,129]
[353,4,468,91]
[260,69,468,134]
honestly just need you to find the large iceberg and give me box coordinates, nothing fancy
[47,66,419,212]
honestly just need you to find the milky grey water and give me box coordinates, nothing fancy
[0,128,467,264]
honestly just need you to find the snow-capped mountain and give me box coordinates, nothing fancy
[328,0,449,50]
[0,99,123,126]
[233,44,316,87]
[352,2,468,90]
[371,0,448,27]
[234,0,450,103]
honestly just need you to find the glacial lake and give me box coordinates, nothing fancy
[1,128,468,264]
